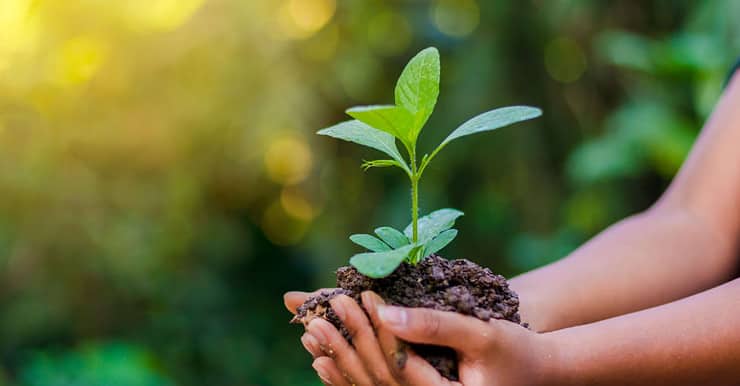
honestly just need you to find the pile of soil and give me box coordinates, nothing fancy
[292,255,525,381]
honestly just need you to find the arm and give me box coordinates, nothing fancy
[549,277,740,386]
[326,280,740,386]
[512,73,740,332]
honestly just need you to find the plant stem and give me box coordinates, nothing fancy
[409,147,419,246]
[411,174,419,244]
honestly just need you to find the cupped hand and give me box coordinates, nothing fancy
[286,289,372,385]
[291,290,561,386]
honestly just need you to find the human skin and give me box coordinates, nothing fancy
[284,73,740,384]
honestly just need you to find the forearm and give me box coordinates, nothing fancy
[511,74,740,333]
[548,277,740,386]
[510,207,737,332]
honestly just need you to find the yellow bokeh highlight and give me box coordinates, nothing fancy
[431,0,480,38]
[277,0,336,40]
[280,188,317,221]
[0,0,40,73]
[264,136,313,185]
[262,201,310,246]
[544,37,587,83]
[122,0,205,32]
[52,36,110,86]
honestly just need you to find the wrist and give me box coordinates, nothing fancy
[538,329,585,386]
[510,282,556,333]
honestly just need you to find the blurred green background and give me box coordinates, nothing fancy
[0,0,738,385]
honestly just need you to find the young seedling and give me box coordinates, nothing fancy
[318,47,541,278]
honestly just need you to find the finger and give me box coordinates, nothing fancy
[361,292,410,377]
[330,294,400,385]
[376,305,493,353]
[301,333,324,358]
[401,349,462,386]
[307,318,374,385]
[363,292,463,386]
[283,288,332,314]
[313,357,352,386]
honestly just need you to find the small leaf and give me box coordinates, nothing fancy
[441,106,542,147]
[349,234,391,252]
[395,47,440,141]
[350,244,416,278]
[346,105,415,146]
[405,208,464,243]
[374,227,409,249]
[317,120,410,173]
[361,159,400,171]
[423,229,458,257]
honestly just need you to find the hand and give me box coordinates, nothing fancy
[285,289,407,385]
[285,289,363,385]
[301,291,561,386]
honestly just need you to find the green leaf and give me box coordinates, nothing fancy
[349,244,417,278]
[317,120,410,173]
[374,227,409,249]
[441,106,542,147]
[361,159,401,171]
[423,229,458,257]
[349,234,391,252]
[394,47,440,141]
[346,105,415,146]
[405,208,464,243]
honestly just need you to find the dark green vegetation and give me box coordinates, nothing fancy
[0,1,738,385]
[320,47,540,278]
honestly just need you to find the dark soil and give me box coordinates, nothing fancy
[291,254,524,381]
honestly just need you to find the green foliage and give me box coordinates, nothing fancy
[349,244,420,279]
[423,229,459,258]
[318,47,541,277]
[374,227,409,249]
[20,342,172,386]
[403,208,463,244]
[349,234,392,252]
[317,120,410,174]
[394,47,441,144]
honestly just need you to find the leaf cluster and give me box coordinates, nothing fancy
[318,47,541,278]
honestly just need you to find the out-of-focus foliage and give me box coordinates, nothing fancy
[0,0,737,385]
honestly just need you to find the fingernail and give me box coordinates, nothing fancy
[361,291,384,311]
[330,297,346,320]
[312,363,333,385]
[301,333,321,356]
[377,305,407,327]
[284,291,307,299]
[307,321,328,346]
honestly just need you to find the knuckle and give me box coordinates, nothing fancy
[321,345,337,359]
[344,325,359,343]
[370,368,397,386]
[373,378,395,386]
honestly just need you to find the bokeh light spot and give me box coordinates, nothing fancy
[277,0,336,40]
[264,136,313,185]
[280,188,317,221]
[0,0,40,74]
[53,36,110,85]
[367,11,412,56]
[544,37,587,83]
[431,0,480,38]
[262,201,309,246]
[123,0,205,32]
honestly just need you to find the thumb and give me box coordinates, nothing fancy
[376,305,494,353]
[283,289,332,314]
